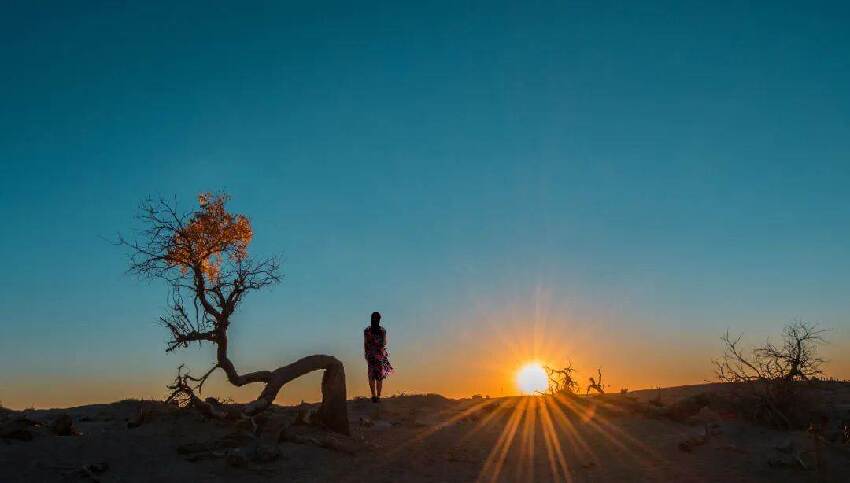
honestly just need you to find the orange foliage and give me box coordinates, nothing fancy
[166,192,253,281]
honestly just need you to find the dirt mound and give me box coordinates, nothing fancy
[2,391,850,482]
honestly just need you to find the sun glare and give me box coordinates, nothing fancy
[516,362,548,394]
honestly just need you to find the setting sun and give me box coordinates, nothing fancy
[515,362,548,394]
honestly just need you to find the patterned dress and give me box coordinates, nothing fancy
[364,326,393,381]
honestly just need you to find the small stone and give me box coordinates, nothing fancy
[372,420,392,430]
[694,407,721,424]
[251,443,280,463]
[84,462,109,474]
[447,447,475,463]
[719,444,749,454]
[50,414,77,436]
[773,440,794,454]
[127,410,146,429]
[678,433,707,453]
[0,416,39,441]
[226,448,250,467]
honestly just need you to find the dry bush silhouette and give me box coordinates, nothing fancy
[542,364,609,397]
[119,193,349,434]
[713,321,829,429]
[586,368,606,395]
[714,321,827,383]
[543,364,578,394]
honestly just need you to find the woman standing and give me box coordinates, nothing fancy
[364,311,393,403]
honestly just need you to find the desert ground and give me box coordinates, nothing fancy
[2,383,849,482]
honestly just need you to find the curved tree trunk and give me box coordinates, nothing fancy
[173,353,350,435]
[202,329,350,434]
[244,355,349,435]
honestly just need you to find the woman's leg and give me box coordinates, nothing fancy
[368,376,376,398]
[376,379,383,398]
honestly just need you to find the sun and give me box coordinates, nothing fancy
[516,362,548,394]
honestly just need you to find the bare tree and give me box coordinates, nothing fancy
[714,321,827,383]
[119,193,349,434]
[713,321,828,429]
[544,363,578,394]
[586,368,605,395]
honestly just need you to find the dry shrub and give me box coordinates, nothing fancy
[712,321,830,429]
[544,364,579,394]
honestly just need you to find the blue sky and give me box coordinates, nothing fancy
[1,1,849,408]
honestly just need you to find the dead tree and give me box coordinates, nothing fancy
[586,368,605,395]
[544,363,578,394]
[713,321,828,429]
[119,193,349,434]
[714,321,827,383]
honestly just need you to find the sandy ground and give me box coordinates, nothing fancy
[2,383,849,482]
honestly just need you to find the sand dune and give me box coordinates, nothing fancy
[2,383,849,482]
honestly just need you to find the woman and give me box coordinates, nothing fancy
[364,311,393,403]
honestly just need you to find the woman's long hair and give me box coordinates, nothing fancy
[369,311,385,346]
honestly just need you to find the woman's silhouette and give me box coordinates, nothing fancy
[364,311,393,403]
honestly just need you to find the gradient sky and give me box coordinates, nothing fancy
[2,1,849,409]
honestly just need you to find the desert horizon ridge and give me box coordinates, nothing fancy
[3,381,850,482]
